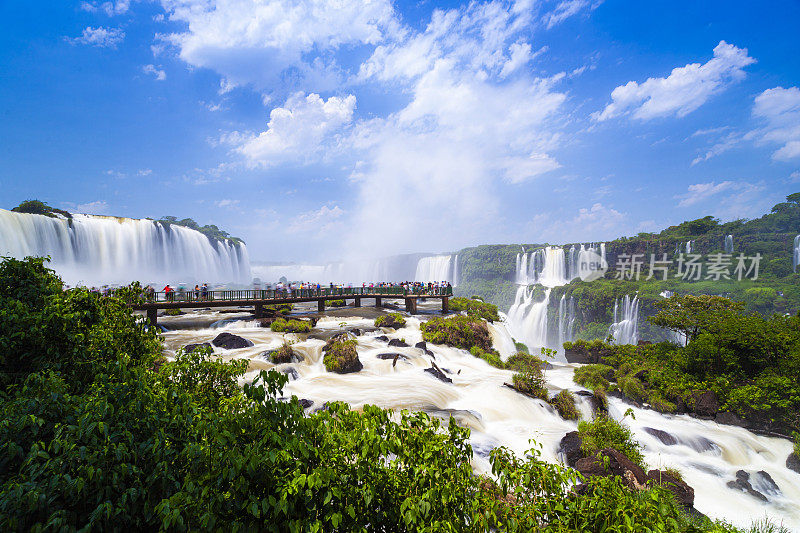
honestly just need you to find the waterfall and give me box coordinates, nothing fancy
[557,294,575,348]
[452,254,459,286]
[538,246,568,287]
[686,241,693,254]
[608,295,639,345]
[507,286,551,350]
[414,255,454,282]
[724,235,734,253]
[0,209,251,286]
[794,235,800,273]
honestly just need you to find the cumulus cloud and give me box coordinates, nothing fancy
[142,64,166,80]
[81,1,131,15]
[596,41,755,121]
[751,86,800,161]
[676,181,736,207]
[69,26,125,48]
[156,0,398,90]
[235,92,356,166]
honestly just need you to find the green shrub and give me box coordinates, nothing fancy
[511,370,548,400]
[164,308,183,316]
[11,199,72,219]
[420,315,493,352]
[617,374,647,403]
[270,317,312,333]
[573,364,614,391]
[647,391,677,414]
[329,299,346,307]
[505,352,544,373]
[469,346,504,368]
[578,415,645,470]
[374,313,406,328]
[270,343,295,364]
[513,341,529,354]
[264,303,293,314]
[549,390,580,420]
[323,340,359,373]
[449,297,500,321]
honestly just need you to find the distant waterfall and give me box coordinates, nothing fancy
[0,209,251,286]
[452,254,459,286]
[414,255,455,282]
[724,235,734,253]
[608,295,639,345]
[557,294,576,348]
[794,235,800,273]
[507,286,551,350]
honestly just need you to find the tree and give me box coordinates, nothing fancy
[647,294,744,343]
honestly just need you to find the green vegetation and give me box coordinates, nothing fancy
[270,317,313,333]
[449,297,500,321]
[375,312,406,328]
[264,303,293,314]
[164,308,183,316]
[270,343,295,364]
[469,346,504,368]
[505,352,545,373]
[573,364,614,391]
[0,256,779,531]
[549,390,580,420]
[511,370,548,400]
[322,339,359,373]
[578,414,645,471]
[514,341,529,354]
[11,199,72,219]
[329,299,346,307]
[155,215,244,245]
[420,315,493,352]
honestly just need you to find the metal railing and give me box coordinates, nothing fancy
[140,285,453,303]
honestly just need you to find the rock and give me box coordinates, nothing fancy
[415,341,435,356]
[787,453,800,474]
[726,470,769,502]
[183,342,212,354]
[753,471,781,496]
[715,411,746,427]
[374,335,389,342]
[298,398,314,409]
[281,367,299,381]
[564,344,611,365]
[575,448,648,490]
[322,332,355,353]
[686,437,721,455]
[388,338,409,348]
[424,365,452,383]
[647,469,695,508]
[690,390,719,418]
[643,427,678,446]
[377,315,406,329]
[211,332,253,350]
[268,346,304,364]
[376,352,407,360]
[559,431,584,467]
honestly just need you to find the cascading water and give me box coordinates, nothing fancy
[0,209,250,286]
[724,235,734,253]
[414,254,455,282]
[452,254,459,286]
[158,310,800,529]
[557,294,575,348]
[608,295,639,345]
[794,235,800,273]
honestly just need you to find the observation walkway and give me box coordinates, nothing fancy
[132,286,453,326]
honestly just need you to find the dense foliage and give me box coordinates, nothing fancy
[449,297,500,321]
[549,390,580,421]
[0,257,781,531]
[322,339,359,373]
[269,317,312,333]
[155,215,244,245]
[578,414,645,471]
[420,315,493,352]
[374,312,406,328]
[11,199,72,219]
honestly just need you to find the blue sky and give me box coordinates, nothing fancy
[1,0,799,262]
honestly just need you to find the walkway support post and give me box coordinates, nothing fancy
[318,300,325,313]
[375,297,382,308]
[254,303,263,318]
[147,308,158,328]
[442,296,449,313]
[354,297,361,308]
[405,298,417,314]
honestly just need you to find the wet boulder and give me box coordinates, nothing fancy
[415,341,435,356]
[212,332,253,350]
[726,470,768,502]
[183,342,212,354]
[388,338,409,348]
[322,339,363,374]
[281,367,299,381]
[575,448,648,490]
[322,332,355,353]
[268,344,304,364]
[647,470,695,509]
[559,431,584,467]
[564,343,611,365]
[424,365,452,383]
[298,398,314,409]
[787,453,800,474]
[643,427,678,446]
[374,335,389,342]
[690,390,719,418]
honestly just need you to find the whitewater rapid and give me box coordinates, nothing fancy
[159,305,800,530]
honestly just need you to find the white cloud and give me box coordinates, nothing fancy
[157,0,398,90]
[81,1,130,15]
[596,41,755,121]
[528,202,626,242]
[751,86,800,161]
[691,131,742,165]
[545,0,602,29]
[70,26,125,48]
[788,171,800,183]
[215,199,239,208]
[137,168,153,176]
[675,180,770,219]
[75,200,110,214]
[143,64,166,80]
[235,92,356,166]
[287,205,344,235]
